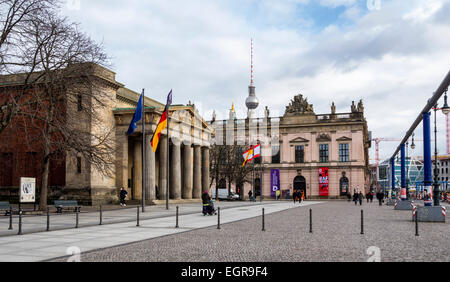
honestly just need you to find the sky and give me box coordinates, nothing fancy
[62,0,450,163]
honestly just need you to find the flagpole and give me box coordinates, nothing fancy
[166,103,170,210]
[142,89,146,212]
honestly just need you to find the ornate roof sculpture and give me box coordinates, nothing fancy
[284,94,315,116]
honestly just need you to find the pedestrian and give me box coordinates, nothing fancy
[248,190,253,202]
[353,193,358,206]
[120,187,128,206]
[366,192,370,203]
[370,193,374,203]
[276,189,281,201]
[358,191,363,206]
[155,185,159,199]
[376,191,383,206]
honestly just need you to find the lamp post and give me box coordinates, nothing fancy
[433,103,440,206]
[434,89,450,206]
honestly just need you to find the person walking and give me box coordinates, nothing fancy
[119,187,128,207]
[353,192,358,206]
[248,190,253,202]
[366,192,370,203]
[358,191,363,206]
[376,191,383,206]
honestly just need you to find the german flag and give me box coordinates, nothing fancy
[150,90,172,152]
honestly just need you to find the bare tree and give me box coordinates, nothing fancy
[6,9,113,209]
[209,143,254,200]
[0,0,59,134]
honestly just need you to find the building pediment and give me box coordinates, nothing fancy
[316,133,331,142]
[289,137,310,143]
[336,136,352,142]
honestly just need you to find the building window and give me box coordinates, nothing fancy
[77,95,82,111]
[272,146,280,164]
[295,145,304,163]
[77,157,82,173]
[319,144,329,163]
[339,143,349,162]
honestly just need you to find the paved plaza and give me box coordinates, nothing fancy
[1,200,449,262]
[54,200,450,262]
[0,200,318,262]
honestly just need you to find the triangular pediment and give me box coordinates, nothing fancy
[336,136,352,142]
[290,137,310,143]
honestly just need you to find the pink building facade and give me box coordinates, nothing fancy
[210,94,371,199]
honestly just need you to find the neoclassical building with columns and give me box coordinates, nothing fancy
[0,64,212,205]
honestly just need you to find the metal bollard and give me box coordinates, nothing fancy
[175,206,179,228]
[415,214,419,236]
[217,207,221,230]
[361,210,364,235]
[99,205,102,225]
[75,208,79,228]
[136,206,140,227]
[46,207,50,231]
[8,207,12,230]
[262,208,265,231]
[309,209,312,233]
[18,208,22,235]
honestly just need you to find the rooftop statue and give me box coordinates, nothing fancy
[285,94,315,116]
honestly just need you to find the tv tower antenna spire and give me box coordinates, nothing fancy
[246,38,259,118]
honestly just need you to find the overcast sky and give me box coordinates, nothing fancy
[63,0,450,163]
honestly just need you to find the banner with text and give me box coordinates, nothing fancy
[271,169,280,197]
[319,167,329,197]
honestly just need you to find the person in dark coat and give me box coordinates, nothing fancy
[358,192,363,206]
[202,190,211,204]
[120,187,128,206]
[376,191,383,206]
[353,193,358,206]
[248,190,253,201]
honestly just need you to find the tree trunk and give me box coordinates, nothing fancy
[39,147,50,211]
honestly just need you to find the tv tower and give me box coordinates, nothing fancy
[246,38,259,118]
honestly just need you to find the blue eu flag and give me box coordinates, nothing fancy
[126,91,144,135]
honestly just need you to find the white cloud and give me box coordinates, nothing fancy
[62,0,450,161]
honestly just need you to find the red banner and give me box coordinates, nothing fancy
[319,167,329,197]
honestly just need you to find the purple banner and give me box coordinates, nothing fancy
[271,169,280,197]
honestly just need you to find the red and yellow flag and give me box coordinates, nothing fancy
[150,90,172,152]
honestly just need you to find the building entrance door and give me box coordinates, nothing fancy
[294,176,306,198]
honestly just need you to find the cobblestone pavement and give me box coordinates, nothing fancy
[61,201,450,262]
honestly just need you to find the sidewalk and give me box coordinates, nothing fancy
[0,201,321,262]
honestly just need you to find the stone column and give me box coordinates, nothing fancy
[170,139,181,199]
[202,146,210,193]
[133,140,143,200]
[146,135,156,200]
[158,135,167,200]
[116,133,128,193]
[182,144,194,199]
[193,145,202,199]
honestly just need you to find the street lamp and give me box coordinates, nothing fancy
[433,103,440,206]
[411,133,416,150]
[442,89,450,115]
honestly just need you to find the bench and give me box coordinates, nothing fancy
[0,202,11,216]
[54,200,80,213]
